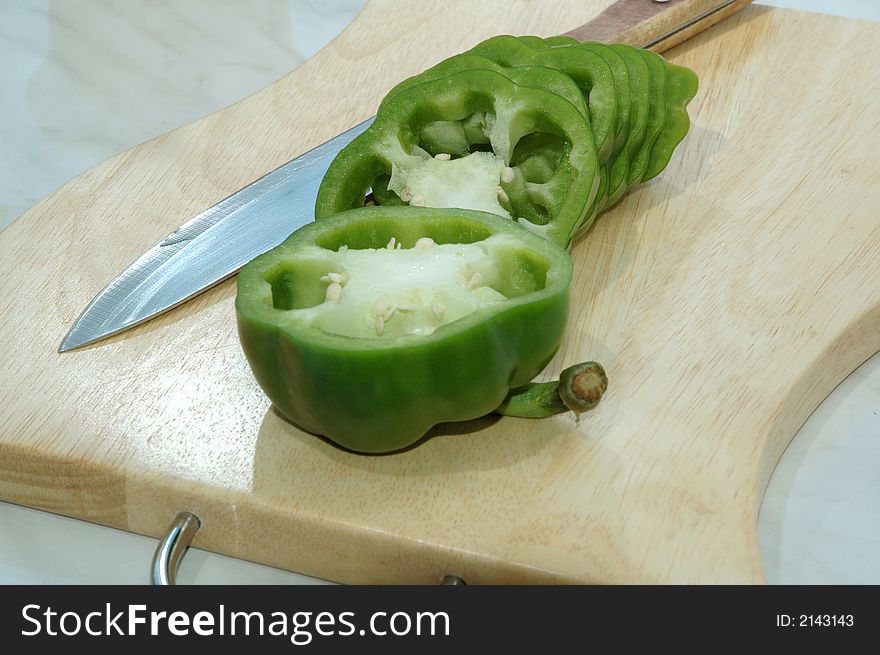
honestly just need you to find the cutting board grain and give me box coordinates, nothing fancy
[2,2,879,584]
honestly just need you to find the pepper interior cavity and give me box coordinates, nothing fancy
[265,231,549,339]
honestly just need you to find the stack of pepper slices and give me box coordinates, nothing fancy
[236,36,698,453]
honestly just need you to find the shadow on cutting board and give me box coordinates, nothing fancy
[254,403,589,474]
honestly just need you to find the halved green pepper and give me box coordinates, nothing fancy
[236,207,576,453]
[315,68,599,249]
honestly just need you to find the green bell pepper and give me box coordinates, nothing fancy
[236,206,589,453]
[315,68,599,249]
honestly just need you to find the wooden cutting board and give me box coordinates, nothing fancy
[1,1,878,584]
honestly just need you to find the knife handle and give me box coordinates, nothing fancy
[565,0,753,52]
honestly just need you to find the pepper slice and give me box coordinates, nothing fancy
[315,68,599,248]
[381,54,589,120]
[643,54,698,181]
[539,37,695,187]
[610,43,650,188]
[466,35,618,163]
[236,206,574,453]
[463,36,636,234]
[523,39,657,214]
[373,54,595,239]
[519,38,633,217]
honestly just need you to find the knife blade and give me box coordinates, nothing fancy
[59,118,373,352]
[59,0,749,352]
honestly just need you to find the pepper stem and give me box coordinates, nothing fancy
[494,361,608,419]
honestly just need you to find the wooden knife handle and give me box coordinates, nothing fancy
[565,0,753,52]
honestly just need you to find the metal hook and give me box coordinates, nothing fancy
[440,574,467,585]
[151,511,201,585]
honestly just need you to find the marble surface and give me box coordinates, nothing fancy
[0,0,878,584]
[0,0,366,230]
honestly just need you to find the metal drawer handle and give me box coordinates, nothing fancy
[440,574,466,585]
[151,511,201,585]
[150,511,467,585]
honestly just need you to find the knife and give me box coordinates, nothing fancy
[59,0,751,352]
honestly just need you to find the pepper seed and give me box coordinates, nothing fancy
[325,282,343,302]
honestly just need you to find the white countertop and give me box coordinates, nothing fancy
[1,0,878,584]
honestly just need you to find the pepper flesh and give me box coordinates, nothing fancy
[236,206,574,453]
